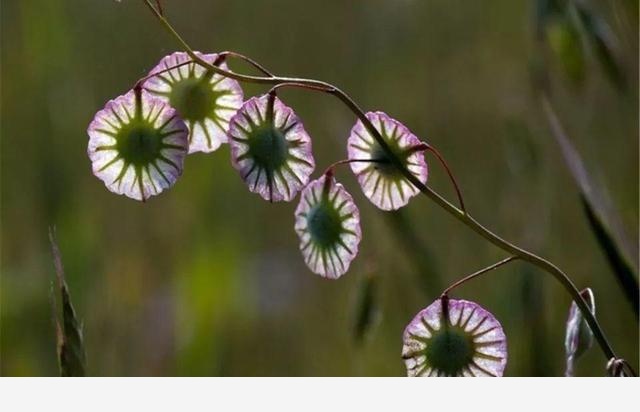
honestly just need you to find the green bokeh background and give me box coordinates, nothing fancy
[1,0,638,376]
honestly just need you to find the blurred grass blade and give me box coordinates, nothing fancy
[520,267,553,376]
[386,210,442,295]
[564,288,595,376]
[581,196,639,316]
[504,119,541,180]
[573,1,626,90]
[352,273,380,345]
[49,227,87,377]
[535,0,585,85]
[545,16,586,85]
[541,96,638,317]
[535,0,625,90]
[534,0,563,37]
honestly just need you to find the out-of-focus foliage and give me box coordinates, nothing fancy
[542,97,638,317]
[536,0,626,89]
[1,0,637,376]
[49,228,87,376]
[581,196,638,316]
[573,1,626,90]
[352,273,380,345]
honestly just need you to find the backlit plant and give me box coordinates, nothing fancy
[347,111,428,211]
[88,88,189,201]
[294,172,361,279]
[228,94,315,202]
[144,51,244,154]
[402,297,507,377]
[86,0,636,377]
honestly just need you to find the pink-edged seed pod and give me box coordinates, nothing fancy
[402,298,507,377]
[144,51,244,154]
[87,89,188,201]
[348,111,428,211]
[294,174,361,279]
[228,94,315,202]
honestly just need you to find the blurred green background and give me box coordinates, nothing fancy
[1,0,638,376]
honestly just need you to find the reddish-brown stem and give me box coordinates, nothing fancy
[154,0,164,16]
[441,256,518,296]
[268,81,334,95]
[440,294,451,327]
[425,145,466,213]
[322,158,383,177]
[133,59,194,90]
[219,51,275,77]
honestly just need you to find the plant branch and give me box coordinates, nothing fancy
[154,0,163,16]
[219,51,275,77]
[425,145,466,212]
[139,0,626,369]
[541,93,639,318]
[322,158,385,177]
[133,59,194,90]
[441,256,518,296]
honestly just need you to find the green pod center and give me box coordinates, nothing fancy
[371,139,407,178]
[307,202,344,248]
[169,78,220,122]
[425,326,475,376]
[247,125,289,171]
[116,120,163,166]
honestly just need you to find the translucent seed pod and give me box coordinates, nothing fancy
[87,89,189,201]
[348,111,428,211]
[144,51,244,153]
[228,94,315,202]
[294,174,361,279]
[402,298,507,377]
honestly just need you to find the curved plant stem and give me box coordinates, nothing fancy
[218,51,276,77]
[425,145,466,212]
[140,0,628,369]
[321,158,384,177]
[268,82,334,94]
[415,185,618,363]
[441,256,519,296]
[133,59,194,90]
[541,94,639,318]
[153,0,163,16]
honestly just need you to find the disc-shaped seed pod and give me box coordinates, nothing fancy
[402,298,507,377]
[228,94,315,202]
[144,51,244,154]
[348,111,428,211]
[87,89,189,201]
[294,174,361,279]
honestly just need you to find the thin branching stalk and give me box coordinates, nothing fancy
[441,256,519,296]
[139,0,630,369]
